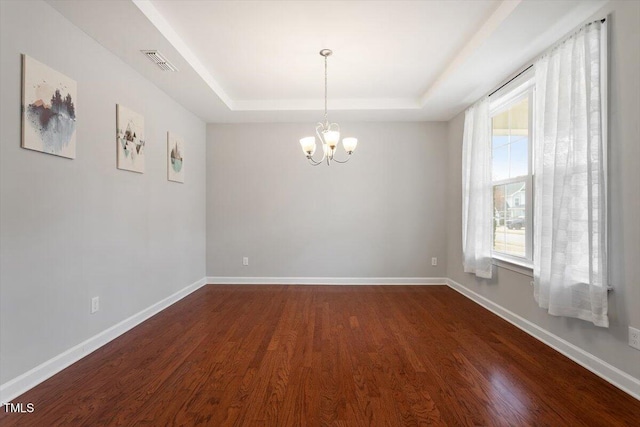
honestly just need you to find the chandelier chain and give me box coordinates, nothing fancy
[324,54,328,124]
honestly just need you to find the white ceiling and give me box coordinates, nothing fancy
[47,0,607,123]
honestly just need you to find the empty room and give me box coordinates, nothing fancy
[1,0,639,425]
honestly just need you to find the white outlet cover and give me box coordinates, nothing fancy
[91,297,99,314]
[629,326,640,350]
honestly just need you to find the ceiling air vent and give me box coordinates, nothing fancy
[141,50,178,72]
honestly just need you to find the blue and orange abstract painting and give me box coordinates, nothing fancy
[22,55,77,159]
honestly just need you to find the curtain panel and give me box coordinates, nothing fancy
[462,98,493,279]
[533,21,608,327]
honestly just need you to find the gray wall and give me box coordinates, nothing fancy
[0,0,206,384]
[446,0,640,381]
[207,122,448,278]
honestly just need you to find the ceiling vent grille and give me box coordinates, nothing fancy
[141,50,178,72]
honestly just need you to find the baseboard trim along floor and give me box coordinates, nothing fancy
[206,276,448,285]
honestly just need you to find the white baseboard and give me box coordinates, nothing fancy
[0,277,207,403]
[206,276,448,285]
[446,278,640,400]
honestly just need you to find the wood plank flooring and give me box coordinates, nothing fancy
[1,285,638,426]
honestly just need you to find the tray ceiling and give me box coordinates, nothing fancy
[47,0,607,122]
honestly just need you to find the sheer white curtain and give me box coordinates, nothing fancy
[462,98,493,279]
[533,21,608,327]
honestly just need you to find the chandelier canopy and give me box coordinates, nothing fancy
[299,49,357,166]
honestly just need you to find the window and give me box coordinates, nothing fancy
[462,19,607,325]
[490,82,533,266]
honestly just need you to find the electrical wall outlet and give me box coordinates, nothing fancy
[630,326,640,351]
[242,257,249,266]
[431,257,438,266]
[91,297,99,314]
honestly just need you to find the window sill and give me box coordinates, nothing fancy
[490,257,612,291]
[492,255,533,277]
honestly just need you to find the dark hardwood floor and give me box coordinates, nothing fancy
[1,285,638,426]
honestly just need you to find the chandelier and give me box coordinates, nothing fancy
[299,49,357,166]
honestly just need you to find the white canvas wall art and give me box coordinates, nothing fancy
[22,54,77,159]
[116,104,145,173]
[167,132,184,183]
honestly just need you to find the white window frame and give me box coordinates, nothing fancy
[489,74,535,269]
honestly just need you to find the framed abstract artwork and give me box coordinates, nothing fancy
[22,54,77,159]
[167,132,184,183]
[116,104,145,173]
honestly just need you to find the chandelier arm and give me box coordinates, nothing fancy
[331,156,351,164]
[305,150,326,164]
[303,125,328,165]
[329,136,351,163]
[313,122,330,166]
